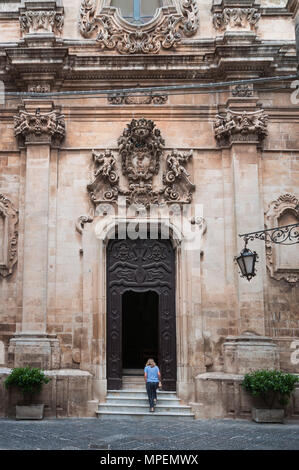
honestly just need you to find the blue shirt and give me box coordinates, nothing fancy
[144,365,160,383]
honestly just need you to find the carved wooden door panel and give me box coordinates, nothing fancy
[107,238,176,391]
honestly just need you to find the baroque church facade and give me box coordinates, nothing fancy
[0,0,299,418]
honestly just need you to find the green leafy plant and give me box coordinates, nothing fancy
[242,369,298,409]
[4,366,50,405]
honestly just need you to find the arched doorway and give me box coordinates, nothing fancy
[106,237,176,391]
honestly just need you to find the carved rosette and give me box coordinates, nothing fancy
[0,194,18,278]
[213,8,260,31]
[78,0,199,54]
[14,109,65,146]
[87,118,195,207]
[264,194,299,285]
[214,109,268,146]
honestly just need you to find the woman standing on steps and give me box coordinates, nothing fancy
[144,358,162,412]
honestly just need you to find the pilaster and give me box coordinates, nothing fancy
[8,100,65,369]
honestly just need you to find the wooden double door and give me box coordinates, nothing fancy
[107,237,177,391]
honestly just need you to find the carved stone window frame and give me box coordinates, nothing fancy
[79,0,199,54]
[265,194,299,285]
[0,194,18,278]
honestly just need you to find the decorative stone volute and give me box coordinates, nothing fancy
[14,102,65,147]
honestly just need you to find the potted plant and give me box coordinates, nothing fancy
[242,369,298,423]
[4,366,50,420]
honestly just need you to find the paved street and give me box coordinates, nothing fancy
[0,417,299,450]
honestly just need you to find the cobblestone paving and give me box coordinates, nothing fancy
[0,417,299,450]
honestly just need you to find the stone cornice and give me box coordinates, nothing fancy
[0,37,296,85]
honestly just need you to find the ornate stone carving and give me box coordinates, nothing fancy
[231,84,253,97]
[108,93,168,105]
[28,83,51,93]
[0,194,18,278]
[214,109,268,146]
[14,108,65,145]
[79,0,199,54]
[264,194,299,285]
[163,150,195,203]
[213,8,260,31]
[76,215,94,235]
[19,10,64,35]
[87,118,195,207]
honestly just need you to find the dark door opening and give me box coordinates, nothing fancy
[122,290,159,371]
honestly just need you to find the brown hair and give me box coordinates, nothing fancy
[146,358,156,367]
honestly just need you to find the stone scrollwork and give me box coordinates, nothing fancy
[87,117,195,207]
[214,109,268,146]
[108,93,168,105]
[163,149,195,203]
[264,194,299,285]
[0,194,18,278]
[79,0,199,54]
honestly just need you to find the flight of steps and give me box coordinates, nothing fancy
[96,375,195,419]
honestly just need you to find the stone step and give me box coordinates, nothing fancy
[106,396,180,406]
[107,390,177,399]
[123,375,144,381]
[98,404,193,415]
[97,389,194,419]
[96,410,195,420]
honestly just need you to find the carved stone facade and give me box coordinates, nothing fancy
[0,0,298,420]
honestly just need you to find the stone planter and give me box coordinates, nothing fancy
[16,404,45,420]
[252,407,285,424]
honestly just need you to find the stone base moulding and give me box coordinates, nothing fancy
[223,334,279,374]
[191,372,299,420]
[0,368,94,418]
[16,404,45,420]
[252,407,285,424]
[8,334,61,370]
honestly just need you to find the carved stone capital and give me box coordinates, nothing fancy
[212,0,261,32]
[214,109,268,146]
[14,108,65,146]
[0,194,18,278]
[213,8,260,31]
[19,1,64,36]
[79,0,199,54]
